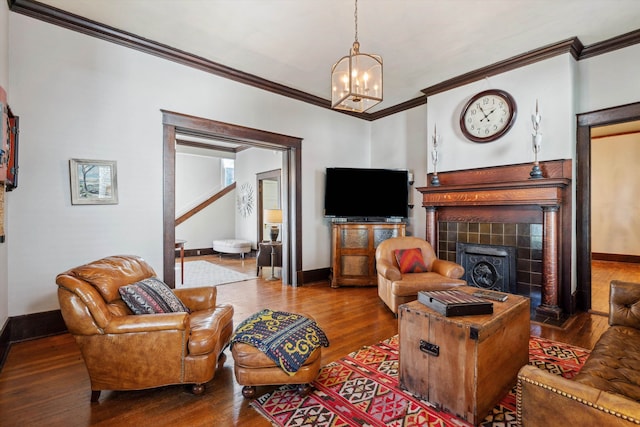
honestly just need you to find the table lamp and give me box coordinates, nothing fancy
[264,209,282,241]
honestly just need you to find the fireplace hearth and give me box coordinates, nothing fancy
[456,242,516,293]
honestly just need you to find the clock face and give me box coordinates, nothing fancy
[460,90,517,143]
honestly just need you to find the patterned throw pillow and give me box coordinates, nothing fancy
[394,248,429,274]
[119,277,190,315]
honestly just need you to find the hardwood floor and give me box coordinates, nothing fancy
[0,256,612,427]
[591,260,640,315]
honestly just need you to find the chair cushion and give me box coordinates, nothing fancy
[394,248,429,273]
[119,277,190,315]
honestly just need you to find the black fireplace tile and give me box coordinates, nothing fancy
[447,222,457,232]
[517,235,531,248]
[457,231,468,242]
[468,232,479,243]
[490,235,504,245]
[531,235,543,250]
[517,247,530,259]
[491,223,504,234]
[504,223,517,235]
[517,271,530,283]
[447,241,457,251]
[530,272,542,286]
[531,224,543,238]
[518,259,532,272]
[516,282,531,296]
[457,222,468,233]
[517,223,530,236]
[480,234,491,244]
[469,223,479,233]
[479,223,491,234]
[531,260,542,274]
[531,249,542,261]
[504,235,517,246]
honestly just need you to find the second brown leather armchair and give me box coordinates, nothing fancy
[55,255,234,402]
[376,236,466,314]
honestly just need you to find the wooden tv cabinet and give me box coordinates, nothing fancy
[330,222,405,288]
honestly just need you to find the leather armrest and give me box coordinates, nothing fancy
[431,259,465,279]
[174,286,217,312]
[610,280,640,329]
[104,312,189,334]
[377,260,402,281]
[517,364,640,425]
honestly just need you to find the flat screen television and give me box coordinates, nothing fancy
[324,167,409,220]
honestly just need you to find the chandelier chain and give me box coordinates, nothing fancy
[354,0,358,42]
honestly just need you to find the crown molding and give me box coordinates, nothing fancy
[8,0,640,121]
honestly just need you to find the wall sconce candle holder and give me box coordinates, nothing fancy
[530,100,544,179]
[430,124,441,186]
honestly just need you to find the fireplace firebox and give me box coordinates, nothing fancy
[456,242,516,293]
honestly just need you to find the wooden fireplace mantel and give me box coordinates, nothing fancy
[416,160,572,320]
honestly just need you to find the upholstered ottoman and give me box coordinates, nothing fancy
[212,239,251,259]
[230,309,328,398]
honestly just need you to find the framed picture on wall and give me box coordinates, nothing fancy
[69,158,119,205]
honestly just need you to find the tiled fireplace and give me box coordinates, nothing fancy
[417,160,572,321]
[440,222,542,307]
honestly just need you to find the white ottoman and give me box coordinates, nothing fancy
[213,239,252,259]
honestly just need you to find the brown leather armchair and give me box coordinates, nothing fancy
[55,255,234,402]
[375,236,466,314]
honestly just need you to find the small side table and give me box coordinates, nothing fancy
[264,241,282,281]
[175,239,186,284]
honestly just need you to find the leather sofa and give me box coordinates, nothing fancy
[55,255,234,402]
[375,236,466,314]
[517,280,640,426]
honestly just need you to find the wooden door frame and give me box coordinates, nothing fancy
[576,101,640,310]
[162,110,303,287]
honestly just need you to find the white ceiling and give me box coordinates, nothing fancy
[36,0,640,113]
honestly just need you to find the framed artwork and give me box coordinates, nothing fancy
[69,159,118,205]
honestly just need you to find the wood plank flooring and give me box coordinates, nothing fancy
[0,255,616,426]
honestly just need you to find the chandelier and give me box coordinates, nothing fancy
[331,0,383,113]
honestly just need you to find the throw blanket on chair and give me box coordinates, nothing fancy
[230,309,330,375]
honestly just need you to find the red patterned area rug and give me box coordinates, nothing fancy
[252,335,590,427]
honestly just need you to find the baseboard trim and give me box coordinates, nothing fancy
[592,252,640,263]
[0,310,67,372]
[298,268,330,285]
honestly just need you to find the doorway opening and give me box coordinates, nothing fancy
[576,102,640,311]
[162,110,303,288]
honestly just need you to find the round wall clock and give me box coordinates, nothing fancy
[237,183,254,218]
[460,89,517,143]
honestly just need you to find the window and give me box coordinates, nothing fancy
[222,158,234,186]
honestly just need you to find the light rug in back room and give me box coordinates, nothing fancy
[176,260,256,288]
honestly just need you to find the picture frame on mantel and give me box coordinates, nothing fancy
[69,158,118,205]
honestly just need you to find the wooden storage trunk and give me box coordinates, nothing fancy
[398,287,530,425]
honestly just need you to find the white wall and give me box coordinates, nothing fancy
[6,14,364,316]
[370,105,427,239]
[0,0,9,328]
[175,150,237,250]
[578,44,640,114]
[234,147,282,247]
[426,55,575,174]
[592,135,640,255]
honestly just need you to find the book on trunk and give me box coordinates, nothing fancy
[418,290,493,316]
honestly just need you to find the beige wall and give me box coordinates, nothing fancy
[591,132,640,256]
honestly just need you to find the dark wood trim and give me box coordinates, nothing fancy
[163,110,303,287]
[421,38,583,97]
[298,267,331,285]
[580,28,640,59]
[576,102,640,311]
[176,138,250,154]
[175,182,236,226]
[9,0,640,120]
[592,253,640,264]
[0,319,10,370]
